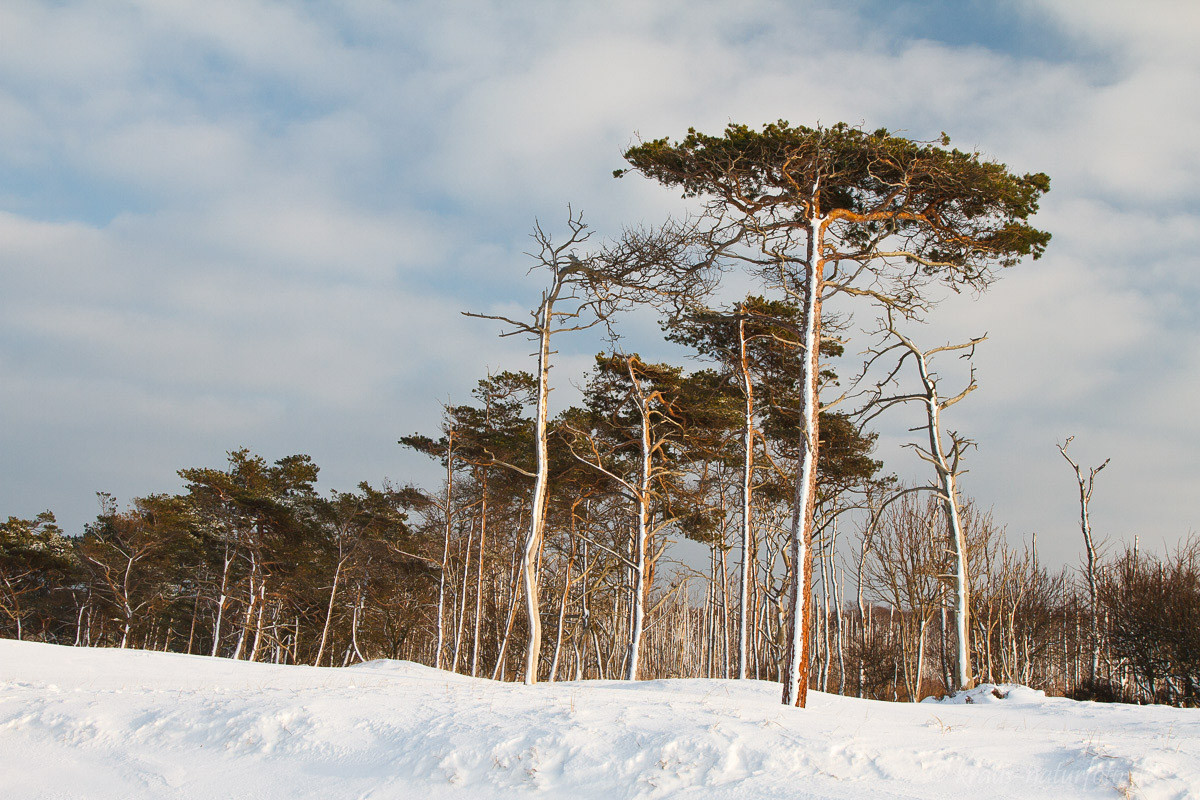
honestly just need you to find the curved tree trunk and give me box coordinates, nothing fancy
[521,314,553,684]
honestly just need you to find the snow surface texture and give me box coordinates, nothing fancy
[1,640,1197,799]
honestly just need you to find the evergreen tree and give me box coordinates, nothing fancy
[0,511,75,641]
[621,121,1049,706]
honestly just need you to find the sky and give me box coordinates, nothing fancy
[2,0,1198,568]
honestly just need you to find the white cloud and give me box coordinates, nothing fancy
[1025,0,1200,65]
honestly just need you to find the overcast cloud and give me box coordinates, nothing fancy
[1,0,1198,566]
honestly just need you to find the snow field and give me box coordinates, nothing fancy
[1,639,1197,799]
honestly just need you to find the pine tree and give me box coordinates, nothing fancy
[621,121,1049,705]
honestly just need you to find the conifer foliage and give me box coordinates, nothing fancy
[621,121,1050,706]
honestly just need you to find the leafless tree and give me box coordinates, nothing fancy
[862,493,946,700]
[861,311,985,691]
[465,210,716,683]
[1056,436,1109,682]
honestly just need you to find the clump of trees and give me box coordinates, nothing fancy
[5,453,1194,706]
[619,121,1050,706]
[2,452,435,664]
[5,121,1194,707]
[1097,540,1200,705]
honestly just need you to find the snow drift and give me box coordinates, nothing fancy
[1,639,1196,799]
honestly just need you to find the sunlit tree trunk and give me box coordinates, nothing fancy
[783,212,823,708]
[737,309,755,679]
[435,431,455,671]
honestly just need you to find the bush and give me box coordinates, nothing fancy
[1098,539,1200,706]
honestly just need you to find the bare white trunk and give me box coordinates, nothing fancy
[231,555,257,661]
[521,316,553,685]
[119,555,135,649]
[928,412,972,691]
[250,580,266,661]
[914,616,928,702]
[74,597,87,647]
[435,433,454,671]
[624,360,657,682]
[211,546,232,658]
[819,532,832,692]
[351,592,366,663]
[314,558,343,667]
[451,523,474,673]
[719,546,731,678]
[471,488,487,678]
[946,470,972,690]
[1079,481,1101,681]
[627,511,648,681]
[834,579,846,694]
[910,340,974,693]
[492,549,522,681]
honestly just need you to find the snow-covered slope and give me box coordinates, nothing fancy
[1,640,1196,799]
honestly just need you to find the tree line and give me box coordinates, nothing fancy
[3,121,1196,706]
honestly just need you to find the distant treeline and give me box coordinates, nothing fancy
[3,376,1197,705]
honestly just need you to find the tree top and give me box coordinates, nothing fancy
[619,121,1050,276]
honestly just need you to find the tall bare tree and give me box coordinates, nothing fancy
[464,213,603,684]
[1057,436,1109,682]
[861,312,985,692]
[465,211,715,683]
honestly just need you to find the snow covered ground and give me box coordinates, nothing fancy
[1,640,1196,799]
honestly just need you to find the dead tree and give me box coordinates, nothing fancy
[862,312,985,692]
[465,210,716,683]
[1056,436,1109,682]
[464,211,631,684]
